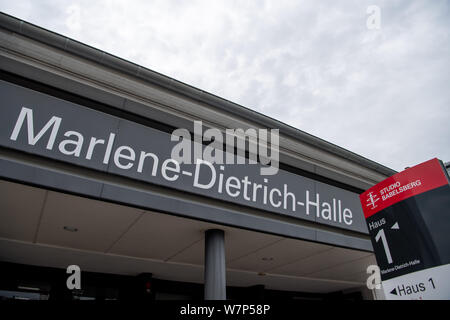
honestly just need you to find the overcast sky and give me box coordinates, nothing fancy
[1,0,448,171]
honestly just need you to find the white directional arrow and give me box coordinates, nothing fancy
[391,222,399,230]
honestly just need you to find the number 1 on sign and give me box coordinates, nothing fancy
[375,228,393,264]
[429,278,436,289]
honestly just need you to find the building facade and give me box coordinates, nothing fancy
[0,12,396,301]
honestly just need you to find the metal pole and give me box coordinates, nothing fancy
[204,229,226,300]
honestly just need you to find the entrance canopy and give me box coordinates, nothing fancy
[0,180,375,294]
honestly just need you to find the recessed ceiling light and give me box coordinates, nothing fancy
[63,226,78,232]
[261,257,274,261]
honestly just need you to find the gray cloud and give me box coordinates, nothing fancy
[1,0,448,171]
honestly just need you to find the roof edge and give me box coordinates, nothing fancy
[0,12,397,177]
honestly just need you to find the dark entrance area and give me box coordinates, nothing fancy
[0,261,363,301]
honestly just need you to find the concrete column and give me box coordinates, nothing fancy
[204,229,226,300]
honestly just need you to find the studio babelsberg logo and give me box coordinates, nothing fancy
[365,191,379,210]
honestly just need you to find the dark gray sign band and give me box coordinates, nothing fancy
[0,80,368,233]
